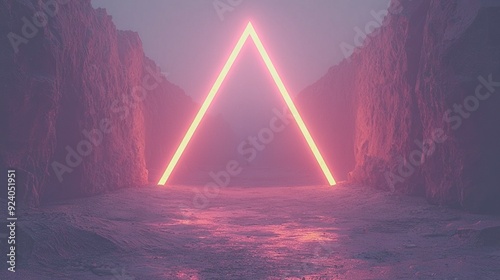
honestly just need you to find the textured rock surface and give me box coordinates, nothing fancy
[0,0,200,206]
[298,0,500,213]
[2,0,499,214]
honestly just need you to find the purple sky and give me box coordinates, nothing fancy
[91,0,390,135]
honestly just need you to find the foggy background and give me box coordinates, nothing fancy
[89,0,391,183]
[91,0,390,136]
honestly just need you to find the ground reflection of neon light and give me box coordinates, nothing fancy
[158,22,336,186]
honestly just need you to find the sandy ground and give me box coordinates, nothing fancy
[2,179,500,279]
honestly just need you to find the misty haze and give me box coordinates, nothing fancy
[1,0,500,279]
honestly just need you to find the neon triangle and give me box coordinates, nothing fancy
[158,21,336,186]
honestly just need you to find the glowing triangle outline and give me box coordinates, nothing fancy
[158,21,336,186]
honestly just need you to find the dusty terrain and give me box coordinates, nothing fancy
[3,175,500,280]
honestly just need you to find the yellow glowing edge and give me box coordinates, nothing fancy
[158,22,336,186]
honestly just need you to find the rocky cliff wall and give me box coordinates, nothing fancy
[0,0,202,206]
[298,0,500,213]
